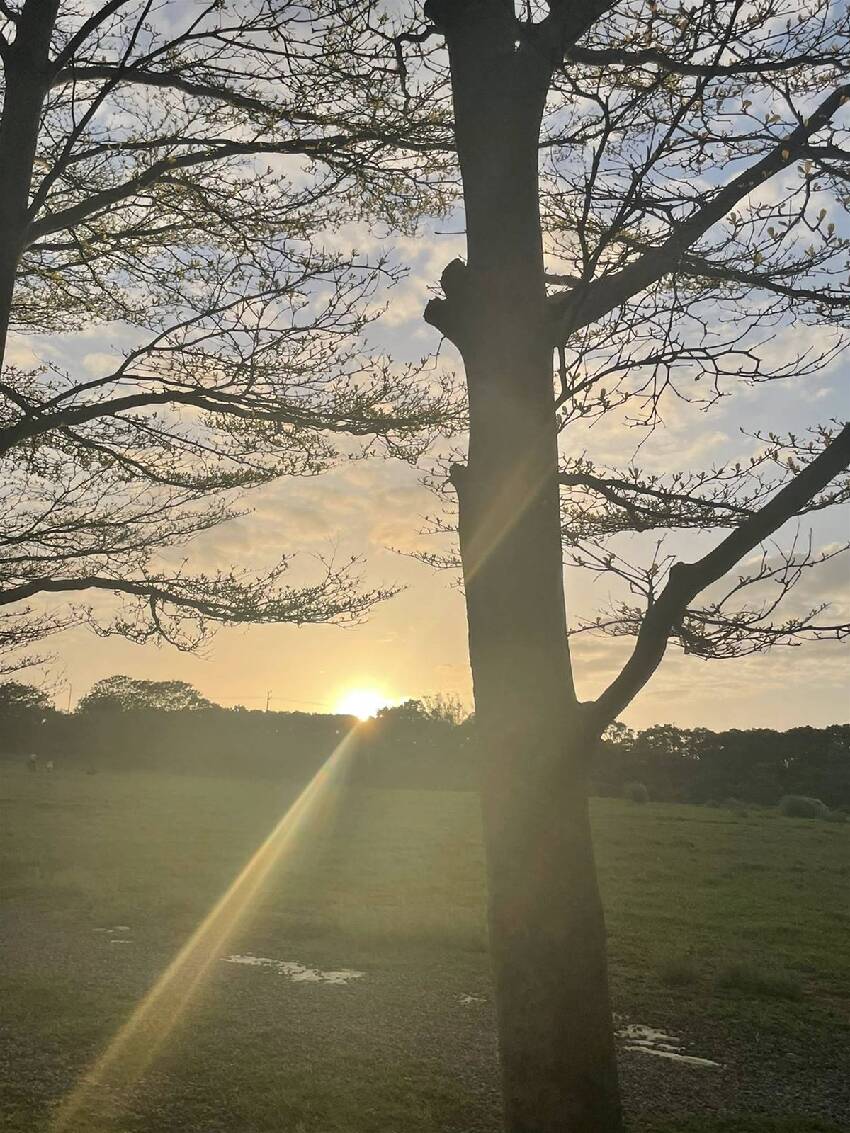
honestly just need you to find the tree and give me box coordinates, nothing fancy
[0,0,456,670]
[76,674,212,713]
[0,677,52,750]
[0,677,51,715]
[6,3,850,1129]
[366,0,850,1128]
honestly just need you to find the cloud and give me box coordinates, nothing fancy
[174,455,439,581]
[4,335,40,368]
[81,351,122,375]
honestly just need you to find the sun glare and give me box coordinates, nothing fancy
[335,688,391,720]
[53,728,360,1132]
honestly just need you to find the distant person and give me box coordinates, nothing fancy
[45,760,54,773]
[27,753,37,772]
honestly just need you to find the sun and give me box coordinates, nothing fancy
[335,688,391,720]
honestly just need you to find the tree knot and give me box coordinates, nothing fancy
[424,259,473,349]
[422,0,450,31]
[448,462,468,491]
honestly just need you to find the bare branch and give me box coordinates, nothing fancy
[50,65,278,115]
[25,136,355,243]
[564,45,849,79]
[549,82,850,345]
[51,0,135,70]
[591,423,850,725]
[0,567,384,627]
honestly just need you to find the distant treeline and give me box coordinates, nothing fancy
[1,677,848,805]
[595,721,850,808]
[0,677,477,790]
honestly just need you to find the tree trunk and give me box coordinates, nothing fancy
[431,4,624,1129]
[0,0,58,369]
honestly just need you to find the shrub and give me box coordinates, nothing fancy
[658,956,700,988]
[824,808,847,824]
[778,795,829,819]
[625,781,649,804]
[715,962,803,1001]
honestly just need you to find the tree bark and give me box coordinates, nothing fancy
[0,0,58,369]
[427,3,624,1129]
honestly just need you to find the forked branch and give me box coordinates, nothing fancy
[591,423,850,725]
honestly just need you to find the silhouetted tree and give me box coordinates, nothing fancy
[379,1,850,1127]
[0,0,456,669]
[76,675,212,713]
[0,678,50,715]
[0,677,51,749]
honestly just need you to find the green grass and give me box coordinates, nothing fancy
[656,954,701,988]
[1,766,848,1132]
[714,962,804,1001]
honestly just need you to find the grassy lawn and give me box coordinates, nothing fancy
[1,763,848,1132]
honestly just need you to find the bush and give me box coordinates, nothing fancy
[715,962,803,1001]
[625,781,649,804]
[778,795,829,819]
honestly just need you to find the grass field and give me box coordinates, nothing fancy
[1,761,849,1132]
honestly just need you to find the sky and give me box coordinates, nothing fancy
[27,248,850,731]
[9,17,850,731]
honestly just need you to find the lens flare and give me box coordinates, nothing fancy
[335,688,391,719]
[460,448,555,585]
[53,727,361,1133]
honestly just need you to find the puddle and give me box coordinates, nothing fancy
[459,993,485,1005]
[95,926,131,934]
[617,1023,721,1069]
[224,954,364,985]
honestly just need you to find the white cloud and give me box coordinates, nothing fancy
[81,351,122,375]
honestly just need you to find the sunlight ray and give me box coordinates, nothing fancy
[459,449,555,586]
[52,726,361,1132]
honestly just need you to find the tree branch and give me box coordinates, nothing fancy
[541,0,621,58]
[51,0,134,71]
[0,565,387,631]
[0,384,400,456]
[26,136,354,242]
[590,422,850,725]
[51,64,278,115]
[0,575,258,617]
[667,253,850,310]
[559,469,752,523]
[549,81,850,345]
[564,45,848,78]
